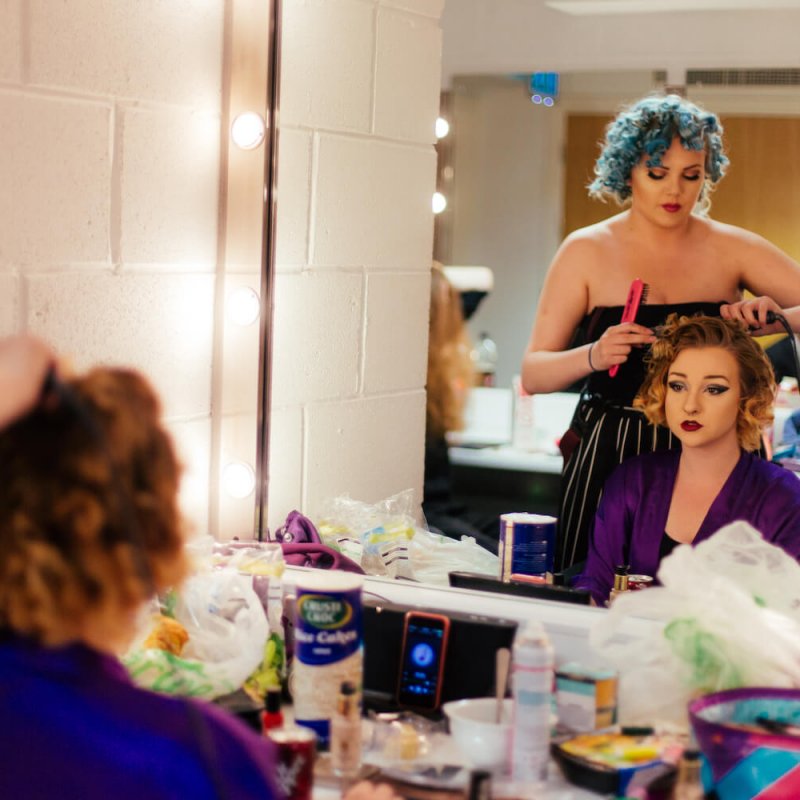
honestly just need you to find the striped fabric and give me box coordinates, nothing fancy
[555,393,678,572]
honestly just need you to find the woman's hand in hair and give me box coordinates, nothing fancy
[0,335,55,429]
[721,296,789,336]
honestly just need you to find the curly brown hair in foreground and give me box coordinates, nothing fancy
[0,368,188,645]
[634,314,775,452]
[426,264,475,440]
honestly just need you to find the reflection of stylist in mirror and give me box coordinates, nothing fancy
[520,93,800,573]
[574,315,800,607]
[424,264,498,552]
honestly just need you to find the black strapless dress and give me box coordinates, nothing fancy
[555,301,724,572]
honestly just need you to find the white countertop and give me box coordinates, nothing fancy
[449,445,563,474]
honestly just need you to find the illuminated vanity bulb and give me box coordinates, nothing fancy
[227,286,261,326]
[231,112,266,150]
[432,192,447,214]
[435,116,450,139]
[222,461,256,499]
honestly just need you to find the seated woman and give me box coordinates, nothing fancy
[0,351,400,800]
[0,364,284,798]
[575,315,800,606]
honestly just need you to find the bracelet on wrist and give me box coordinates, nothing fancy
[588,342,598,372]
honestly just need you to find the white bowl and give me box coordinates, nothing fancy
[442,697,513,771]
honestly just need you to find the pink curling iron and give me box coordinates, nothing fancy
[609,278,649,378]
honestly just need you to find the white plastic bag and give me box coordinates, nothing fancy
[408,527,499,585]
[591,522,800,727]
[124,568,269,699]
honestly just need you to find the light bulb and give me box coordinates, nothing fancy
[227,286,261,326]
[435,116,450,139]
[222,461,256,499]
[432,192,447,214]
[231,112,266,150]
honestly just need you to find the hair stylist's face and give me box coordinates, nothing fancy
[629,137,705,226]
[665,346,741,451]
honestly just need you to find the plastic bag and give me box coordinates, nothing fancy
[408,527,499,585]
[317,490,417,577]
[124,567,269,699]
[591,522,800,727]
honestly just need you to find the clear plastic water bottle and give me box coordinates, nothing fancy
[473,332,498,387]
[509,620,554,787]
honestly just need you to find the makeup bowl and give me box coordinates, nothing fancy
[442,698,513,771]
[689,687,800,799]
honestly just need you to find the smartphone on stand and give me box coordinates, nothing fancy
[396,611,451,711]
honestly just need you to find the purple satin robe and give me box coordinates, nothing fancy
[574,450,800,605]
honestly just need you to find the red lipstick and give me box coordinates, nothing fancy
[681,421,702,432]
[662,203,681,213]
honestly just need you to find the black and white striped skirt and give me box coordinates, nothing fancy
[555,393,679,572]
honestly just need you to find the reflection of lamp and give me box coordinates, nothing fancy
[432,192,447,214]
[226,286,261,326]
[222,461,256,499]
[435,116,450,139]
[443,265,494,320]
[230,111,266,150]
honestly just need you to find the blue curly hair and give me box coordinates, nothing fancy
[588,93,729,211]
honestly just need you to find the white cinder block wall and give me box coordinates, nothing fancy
[0,2,226,534]
[267,0,444,531]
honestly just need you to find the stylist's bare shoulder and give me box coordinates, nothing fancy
[532,217,619,349]
[548,215,619,281]
[704,217,800,285]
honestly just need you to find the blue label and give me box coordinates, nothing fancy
[295,587,362,666]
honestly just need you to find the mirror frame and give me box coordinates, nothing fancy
[255,0,282,539]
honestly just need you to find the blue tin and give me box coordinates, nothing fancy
[499,513,556,582]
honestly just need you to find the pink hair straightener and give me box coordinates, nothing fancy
[609,278,649,378]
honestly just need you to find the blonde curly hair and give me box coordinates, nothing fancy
[634,314,775,452]
[0,368,188,645]
[426,264,475,440]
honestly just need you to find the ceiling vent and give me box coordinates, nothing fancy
[687,69,800,87]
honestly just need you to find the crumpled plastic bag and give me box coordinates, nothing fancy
[317,490,417,578]
[124,567,269,699]
[590,521,800,728]
[408,527,499,585]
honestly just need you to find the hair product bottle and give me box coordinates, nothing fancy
[509,620,554,787]
[330,680,362,779]
[608,564,630,604]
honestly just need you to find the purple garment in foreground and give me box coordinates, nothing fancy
[0,634,278,800]
[574,450,800,605]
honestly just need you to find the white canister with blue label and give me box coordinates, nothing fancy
[292,571,363,747]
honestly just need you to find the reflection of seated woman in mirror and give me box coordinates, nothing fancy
[424,264,498,553]
[520,93,800,574]
[574,315,800,606]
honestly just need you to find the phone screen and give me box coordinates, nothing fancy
[396,612,449,709]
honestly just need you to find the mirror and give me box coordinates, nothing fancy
[264,1,800,593]
[1,1,278,540]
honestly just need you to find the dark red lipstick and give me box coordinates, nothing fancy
[662,203,681,213]
[681,421,702,432]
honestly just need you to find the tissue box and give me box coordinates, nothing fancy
[556,663,617,733]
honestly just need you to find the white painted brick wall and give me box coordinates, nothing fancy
[269,0,443,529]
[1,3,227,534]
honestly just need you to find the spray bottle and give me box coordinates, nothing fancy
[509,620,554,787]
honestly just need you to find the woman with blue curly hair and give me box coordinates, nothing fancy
[520,93,800,573]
